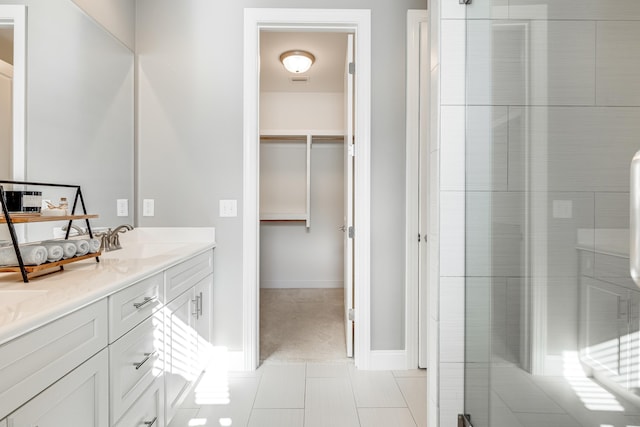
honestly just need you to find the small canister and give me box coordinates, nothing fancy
[3,191,43,213]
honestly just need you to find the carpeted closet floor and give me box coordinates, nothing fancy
[260,288,347,363]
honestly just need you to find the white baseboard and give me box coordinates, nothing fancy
[208,347,248,372]
[544,355,564,376]
[260,280,344,289]
[369,350,407,370]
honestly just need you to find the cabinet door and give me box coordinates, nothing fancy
[625,289,640,391]
[195,274,213,371]
[6,349,108,427]
[165,288,198,423]
[582,277,628,382]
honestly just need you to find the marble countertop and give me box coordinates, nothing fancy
[0,227,216,345]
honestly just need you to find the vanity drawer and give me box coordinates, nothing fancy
[0,299,108,419]
[165,250,213,302]
[109,272,163,343]
[110,314,163,423]
[114,377,164,427]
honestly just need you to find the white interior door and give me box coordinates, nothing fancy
[418,20,429,368]
[344,33,355,358]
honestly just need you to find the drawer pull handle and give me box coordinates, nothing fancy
[133,351,157,370]
[144,417,158,426]
[133,296,157,309]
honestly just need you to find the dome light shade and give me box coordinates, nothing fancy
[280,50,315,74]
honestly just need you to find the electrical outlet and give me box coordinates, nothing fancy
[143,199,154,217]
[116,199,128,217]
[219,200,237,217]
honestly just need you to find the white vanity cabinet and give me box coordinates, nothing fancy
[6,349,109,427]
[164,251,214,423]
[0,299,108,420]
[0,242,215,427]
[579,249,640,395]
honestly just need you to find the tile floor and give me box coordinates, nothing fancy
[169,288,427,427]
[469,364,640,427]
[168,362,427,427]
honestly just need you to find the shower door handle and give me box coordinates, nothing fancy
[631,150,640,288]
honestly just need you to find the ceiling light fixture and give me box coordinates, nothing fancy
[280,50,315,74]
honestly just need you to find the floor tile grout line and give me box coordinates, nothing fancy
[248,364,266,424]
[394,375,420,427]
[346,368,364,427]
[303,362,308,427]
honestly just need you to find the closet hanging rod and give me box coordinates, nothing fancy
[260,135,344,142]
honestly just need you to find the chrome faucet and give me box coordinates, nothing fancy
[94,224,133,252]
[108,224,134,250]
[61,224,85,236]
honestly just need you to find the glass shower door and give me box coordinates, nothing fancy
[463,2,640,426]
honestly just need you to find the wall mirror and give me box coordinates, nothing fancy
[0,1,134,241]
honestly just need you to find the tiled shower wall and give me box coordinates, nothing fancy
[432,0,640,426]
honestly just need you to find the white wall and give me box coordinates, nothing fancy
[260,141,344,289]
[0,31,12,65]
[260,92,343,132]
[136,0,427,352]
[260,91,344,289]
[71,0,135,50]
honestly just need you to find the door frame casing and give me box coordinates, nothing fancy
[405,9,429,369]
[243,8,372,370]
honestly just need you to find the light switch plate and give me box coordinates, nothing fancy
[143,199,154,217]
[220,200,237,217]
[116,199,128,217]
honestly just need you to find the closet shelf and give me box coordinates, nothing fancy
[260,213,309,221]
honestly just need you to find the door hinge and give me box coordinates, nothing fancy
[418,233,421,242]
[459,0,472,4]
[348,143,355,157]
[348,226,354,239]
[348,308,355,321]
[349,62,355,75]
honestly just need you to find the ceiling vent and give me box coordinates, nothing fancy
[289,76,310,84]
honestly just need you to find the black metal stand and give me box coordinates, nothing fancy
[0,180,99,283]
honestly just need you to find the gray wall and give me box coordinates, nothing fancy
[136,0,426,351]
[0,0,134,240]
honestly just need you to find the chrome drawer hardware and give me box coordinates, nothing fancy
[133,296,157,309]
[144,417,158,426]
[133,351,157,370]
[192,292,204,319]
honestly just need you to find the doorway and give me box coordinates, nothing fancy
[243,9,372,370]
[258,30,352,362]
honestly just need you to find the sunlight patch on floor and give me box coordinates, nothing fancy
[563,351,624,412]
